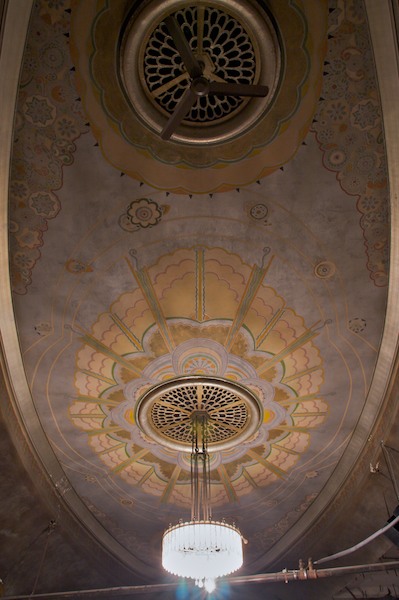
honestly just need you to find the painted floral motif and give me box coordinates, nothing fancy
[29,191,60,218]
[55,116,80,140]
[325,100,348,122]
[10,0,89,294]
[15,228,43,249]
[349,317,367,333]
[23,96,56,127]
[250,204,268,220]
[65,259,93,274]
[351,100,380,130]
[248,203,270,226]
[119,198,165,232]
[70,248,327,509]
[72,316,325,508]
[40,42,65,70]
[10,181,29,199]
[311,0,389,287]
[13,250,38,270]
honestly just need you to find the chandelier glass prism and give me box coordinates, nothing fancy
[161,393,244,592]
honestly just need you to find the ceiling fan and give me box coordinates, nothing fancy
[160,15,269,140]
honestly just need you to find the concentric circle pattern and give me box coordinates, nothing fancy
[136,376,263,452]
[151,383,248,444]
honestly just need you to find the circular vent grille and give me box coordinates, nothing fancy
[144,6,257,123]
[120,0,281,144]
[136,377,263,452]
[151,383,248,444]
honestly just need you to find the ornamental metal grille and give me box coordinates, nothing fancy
[150,383,249,445]
[144,6,256,123]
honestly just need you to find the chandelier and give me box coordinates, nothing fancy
[161,394,244,593]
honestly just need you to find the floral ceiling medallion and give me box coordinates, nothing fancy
[71,246,327,508]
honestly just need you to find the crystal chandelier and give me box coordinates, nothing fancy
[162,395,244,593]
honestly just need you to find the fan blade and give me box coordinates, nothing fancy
[161,87,197,140]
[164,15,203,79]
[208,82,269,97]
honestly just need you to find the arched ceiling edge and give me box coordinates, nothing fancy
[1,0,399,579]
[0,0,152,580]
[253,0,399,569]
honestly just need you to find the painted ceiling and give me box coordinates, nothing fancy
[2,0,397,593]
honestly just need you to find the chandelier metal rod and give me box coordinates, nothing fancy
[162,386,243,589]
[191,412,211,522]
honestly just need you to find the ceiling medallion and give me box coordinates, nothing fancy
[121,1,279,144]
[135,376,263,453]
[72,0,328,191]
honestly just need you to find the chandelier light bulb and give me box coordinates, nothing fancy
[204,578,216,593]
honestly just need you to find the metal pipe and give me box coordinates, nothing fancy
[1,582,178,599]
[3,561,399,599]
[226,560,399,584]
[382,442,399,502]
[315,513,399,565]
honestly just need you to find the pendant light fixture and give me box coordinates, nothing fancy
[161,387,244,593]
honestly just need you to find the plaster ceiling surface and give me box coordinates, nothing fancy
[1,0,399,597]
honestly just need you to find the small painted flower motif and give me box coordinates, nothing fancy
[55,116,79,140]
[325,100,348,122]
[325,148,347,169]
[15,227,42,249]
[29,191,60,218]
[351,100,379,130]
[65,259,93,274]
[10,181,29,199]
[349,318,367,333]
[23,95,56,127]
[358,195,381,213]
[119,198,164,232]
[248,203,270,226]
[40,42,65,70]
[250,203,268,220]
[13,251,36,270]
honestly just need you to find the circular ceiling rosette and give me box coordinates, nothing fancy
[70,0,328,192]
[135,376,263,453]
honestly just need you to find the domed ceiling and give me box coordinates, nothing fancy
[2,0,398,595]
